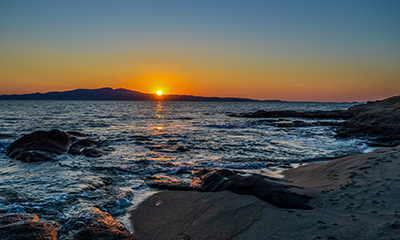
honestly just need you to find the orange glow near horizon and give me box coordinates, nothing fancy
[0,44,398,102]
[1,1,399,102]
[0,37,398,102]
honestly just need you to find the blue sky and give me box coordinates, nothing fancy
[1,0,399,101]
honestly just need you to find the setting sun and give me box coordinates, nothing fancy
[157,90,163,96]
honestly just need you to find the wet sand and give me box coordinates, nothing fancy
[130,146,400,240]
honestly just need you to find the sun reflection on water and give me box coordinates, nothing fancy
[155,101,164,119]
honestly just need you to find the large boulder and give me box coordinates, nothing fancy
[341,95,400,141]
[6,130,72,162]
[74,208,133,240]
[6,130,108,162]
[0,213,59,240]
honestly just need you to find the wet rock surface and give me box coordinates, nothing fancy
[68,139,107,158]
[74,208,133,240]
[6,130,108,162]
[0,213,59,240]
[147,169,313,210]
[6,130,72,162]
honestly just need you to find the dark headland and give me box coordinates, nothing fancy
[0,87,280,102]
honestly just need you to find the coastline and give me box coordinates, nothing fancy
[130,145,400,239]
[2,95,399,239]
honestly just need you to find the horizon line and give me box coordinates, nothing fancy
[0,86,393,103]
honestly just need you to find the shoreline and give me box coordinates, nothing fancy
[130,145,400,239]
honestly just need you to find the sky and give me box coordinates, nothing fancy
[0,0,399,102]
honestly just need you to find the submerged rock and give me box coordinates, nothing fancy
[147,169,313,210]
[6,130,72,162]
[74,208,133,240]
[0,213,59,240]
[6,130,108,162]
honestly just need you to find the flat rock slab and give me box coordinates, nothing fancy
[130,191,266,240]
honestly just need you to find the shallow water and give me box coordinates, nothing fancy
[0,100,364,235]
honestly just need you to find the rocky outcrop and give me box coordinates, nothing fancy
[74,208,133,240]
[230,95,400,144]
[0,213,59,240]
[147,169,313,210]
[6,130,108,162]
[339,95,400,141]
[6,130,72,162]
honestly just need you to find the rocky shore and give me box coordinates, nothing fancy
[131,95,400,239]
[1,95,399,239]
[232,95,400,146]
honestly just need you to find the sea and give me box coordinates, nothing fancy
[0,100,366,235]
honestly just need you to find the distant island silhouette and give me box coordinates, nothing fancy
[0,88,281,102]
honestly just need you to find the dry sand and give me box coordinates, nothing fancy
[130,146,400,240]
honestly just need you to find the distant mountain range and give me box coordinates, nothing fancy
[0,88,281,102]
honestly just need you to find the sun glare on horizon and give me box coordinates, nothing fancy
[157,90,163,96]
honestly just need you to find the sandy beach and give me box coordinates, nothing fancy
[130,145,400,240]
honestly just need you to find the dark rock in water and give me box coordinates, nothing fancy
[6,130,72,162]
[7,130,109,162]
[68,139,103,157]
[147,169,313,210]
[12,150,54,162]
[74,208,133,240]
[81,148,104,158]
[0,213,59,240]
[231,110,352,119]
